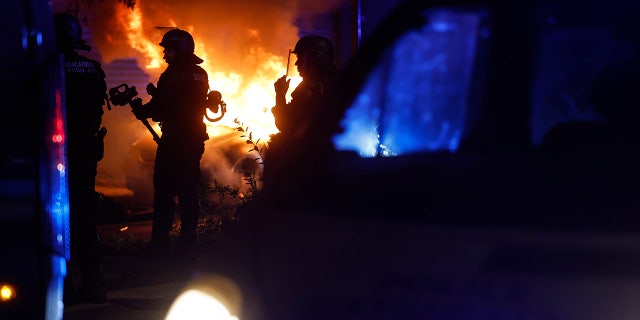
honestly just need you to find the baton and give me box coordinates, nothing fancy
[130,98,161,143]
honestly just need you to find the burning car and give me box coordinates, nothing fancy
[123,123,264,209]
[100,79,264,210]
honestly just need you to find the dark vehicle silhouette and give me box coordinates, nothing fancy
[194,0,640,319]
[0,0,69,319]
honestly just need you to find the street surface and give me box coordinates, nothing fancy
[63,214,640,320]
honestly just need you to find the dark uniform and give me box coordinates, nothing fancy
[271,69,339,141]
[265,35,340,206]
[54,13,108,304]
[134,29,209,256]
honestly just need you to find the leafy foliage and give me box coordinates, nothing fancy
[233,118,267,198]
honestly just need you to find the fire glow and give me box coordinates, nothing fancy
[74,0,322,201]
[118,6,164,70]
[114,2,302,143]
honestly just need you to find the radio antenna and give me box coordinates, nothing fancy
[285,49,293,76]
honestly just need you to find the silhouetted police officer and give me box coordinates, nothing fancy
[265,35,340,206]
[132,28,209,258]
[54,12,108,304]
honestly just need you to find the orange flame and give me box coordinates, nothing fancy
[117,6,165,69]
[115,5,302,144]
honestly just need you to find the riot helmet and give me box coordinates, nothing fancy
[53,13,91,51]
[159,28,203,64]
[292,35,335,66]
[160,28,195,53]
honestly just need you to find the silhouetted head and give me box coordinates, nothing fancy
[293,35,335,65]
[292,35,336,78]
[53,13,91,51]
[159,28,203,64]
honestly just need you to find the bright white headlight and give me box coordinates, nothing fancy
[165,275,241,320]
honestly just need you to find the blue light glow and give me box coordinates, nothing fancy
[333,9,481,157]
[45,89,70,260]
[21,26,28,50]
[45,256,66,320]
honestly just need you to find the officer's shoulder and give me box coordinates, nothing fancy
[193,65,207,74]
[192,65,208,81]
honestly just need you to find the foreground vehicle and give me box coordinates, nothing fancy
[193,0,640,319]
[0,0,69,319]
